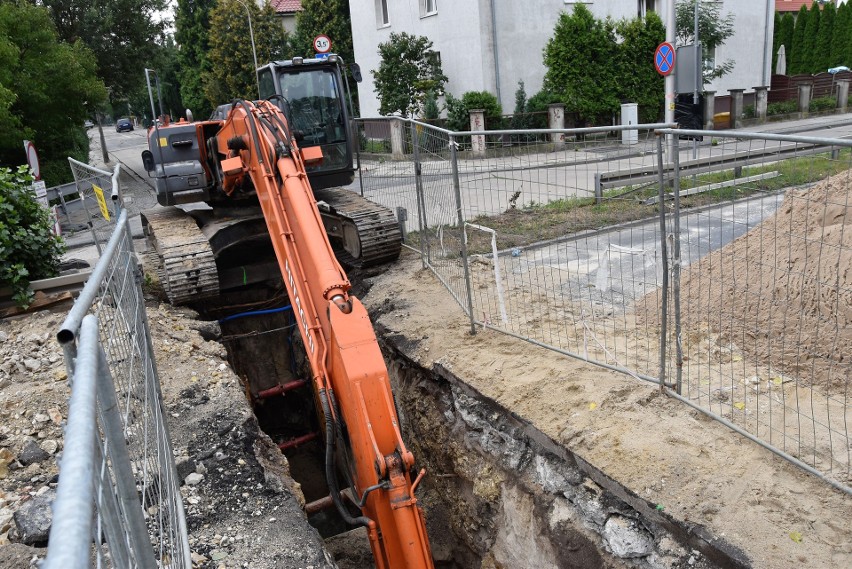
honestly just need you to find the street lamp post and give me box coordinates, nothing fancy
[235,0,260,99]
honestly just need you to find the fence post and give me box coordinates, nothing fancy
[469,109,486,158]
[449,134,477,335]
[594,172,603,204]
[670,135,684,395]
[837,79,850,113]
[728,89,745,129]
[798,83,812,116]
[410,122,428,269]
[754,86,769,123]
[547,103,565,148]
[703,91,716,130]
[656,134,668,391]
[390,118,405,160]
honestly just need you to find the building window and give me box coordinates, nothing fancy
[638,0,656,18]
[376,0,389,27]
[421,0,437,17]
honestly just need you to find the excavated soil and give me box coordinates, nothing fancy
[361,250,852,568]
[675,170,852,389]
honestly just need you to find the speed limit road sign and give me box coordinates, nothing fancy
[313,35,332,54]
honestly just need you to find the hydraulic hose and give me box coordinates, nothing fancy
[319,389,372,528]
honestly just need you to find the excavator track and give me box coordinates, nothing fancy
[314,187,402,268]
[141,207,220,305]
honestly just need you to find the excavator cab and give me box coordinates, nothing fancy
[258,57,357,191]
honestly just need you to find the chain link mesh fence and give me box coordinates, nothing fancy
[355,118,852,494]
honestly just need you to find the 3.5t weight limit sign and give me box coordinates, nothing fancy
[313,35,332,54]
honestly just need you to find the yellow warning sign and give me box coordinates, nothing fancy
[92,184,111,221]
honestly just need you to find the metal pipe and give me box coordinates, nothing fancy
[58,209,129,347]
[671,136,684,395]
[490,0,501,105]
[42,316,100,568]
[235,0,260,99]
[449,134,477,335]
[218,304,293,323]
[655,127,852,148]
[257,379,308,399]
[278,432,320,451]
[665,0,676,162]
[656,135,669,391]
[410,121,428,269]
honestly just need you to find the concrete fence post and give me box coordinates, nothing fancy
[729,89,745,129]
[836,80,850,113]
[798,83,813,116]
[703,91,716,130]
[390,118,405,160]
[469,109,486,158]
[547,103,565,147]
[753,86,769,123]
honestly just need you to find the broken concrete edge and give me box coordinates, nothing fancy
[376,323,752,568]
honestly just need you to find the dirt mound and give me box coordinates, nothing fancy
[678,171,852,388]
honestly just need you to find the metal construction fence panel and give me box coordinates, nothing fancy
[355,118,851,494]
[659,129,852,494]
[67,158,122,254]
[44,209,191,568]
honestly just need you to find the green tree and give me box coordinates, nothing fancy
[176,0,217,119]
[0,1,106,185]
[616,12,665,123]
[802,3,821,73]
[543,4,619,125]
[816,1,835,71]
[41,0,168,101]
[0,166,66,306]
[790,5,809,74]
[294,0,352,62]
[780,12,795,73]
[372,32,447,117]
[832,2,850,68]
[204,0,291,106]
[675,0,735,83]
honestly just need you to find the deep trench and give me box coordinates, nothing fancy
[191,282,748,569]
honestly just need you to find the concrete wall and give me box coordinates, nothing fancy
[350,0,773,118]
[706,0,774,94]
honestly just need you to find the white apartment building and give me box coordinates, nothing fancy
[349,1,775,118]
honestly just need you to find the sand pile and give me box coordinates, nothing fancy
[677,170,852,388]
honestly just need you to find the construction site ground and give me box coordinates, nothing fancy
[1,123,851,567]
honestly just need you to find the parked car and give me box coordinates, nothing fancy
[115,118,133,132]
[84,119,94,129]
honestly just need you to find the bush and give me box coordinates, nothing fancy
[0,166,65,306]
[809,95,836,113]
[444,90,503,132]
[766,100,799,116]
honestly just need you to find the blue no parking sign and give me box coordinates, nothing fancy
[654,42,675,76]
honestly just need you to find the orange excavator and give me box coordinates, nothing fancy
[140,61,434,567]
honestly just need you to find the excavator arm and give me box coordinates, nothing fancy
[213,99,433,568]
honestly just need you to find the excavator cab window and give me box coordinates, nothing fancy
[278,67,348,174]
[258,69,275,100]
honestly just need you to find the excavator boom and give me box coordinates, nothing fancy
[214,99,433,567]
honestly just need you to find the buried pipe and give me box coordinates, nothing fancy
[277,431,320,451]
[257,379,309,399]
